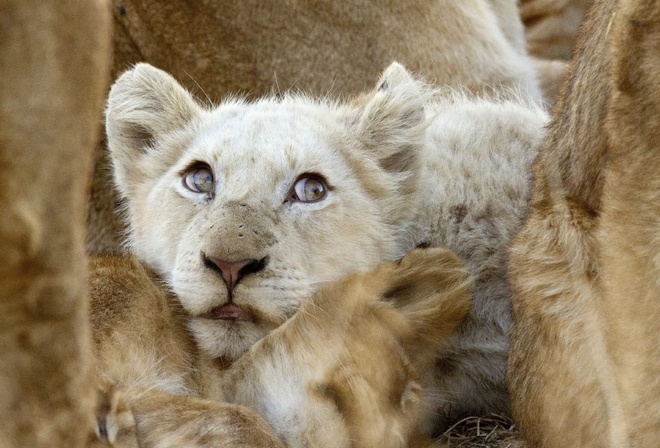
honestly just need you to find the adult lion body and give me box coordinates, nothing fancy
[520,0,594,61]
[89,0,543,253]
[519,0,594,104]
[508,0,660,445]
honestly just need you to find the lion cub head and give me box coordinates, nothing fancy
[106,62,429,361]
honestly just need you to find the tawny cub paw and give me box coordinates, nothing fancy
[225,247,472,448]
[88,379,138,447]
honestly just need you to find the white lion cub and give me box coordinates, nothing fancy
[105,62,547,432]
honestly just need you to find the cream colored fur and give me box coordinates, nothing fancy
[105,61,547,432]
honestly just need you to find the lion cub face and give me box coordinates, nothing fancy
[106,63,428,360]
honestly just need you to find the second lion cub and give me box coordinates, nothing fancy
[90,248,471,447]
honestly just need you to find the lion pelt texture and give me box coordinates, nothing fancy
[0,1,111,447]
[521,0,595,61]
[520,0,595,104]
[87,0,543,253]
[87,255,286,448]
[507,0,660,446]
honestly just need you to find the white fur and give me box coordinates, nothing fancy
[105,62,548,427]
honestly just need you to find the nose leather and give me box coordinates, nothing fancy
[205,257,255,292]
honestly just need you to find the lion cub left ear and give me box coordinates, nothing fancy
[105,63,202,197]
[354,62,429,174]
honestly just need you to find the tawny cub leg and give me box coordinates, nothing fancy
[88,385,283,448]
[223,247,472,448]
[88,378,138,448]
[87,256,284,448]
[129,392,284,448]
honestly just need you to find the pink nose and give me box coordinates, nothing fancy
[204,256,266,293]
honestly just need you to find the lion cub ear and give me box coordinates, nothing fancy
[354,62,428,174]
[105,63,201,196]
[381,248,472,373]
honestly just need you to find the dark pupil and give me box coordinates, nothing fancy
[195,171,212,189]
[305,180,323,199]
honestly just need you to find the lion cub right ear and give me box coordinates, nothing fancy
[105,63,201,196]
[355,62,428,175]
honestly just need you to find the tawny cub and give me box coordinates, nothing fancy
[89,248,471,447]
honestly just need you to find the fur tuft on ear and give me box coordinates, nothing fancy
[380,247,472,374]
[356,62,429,175]
[105,63,201,196]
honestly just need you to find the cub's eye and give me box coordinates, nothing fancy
[291,174,328,203]
[182,165,214,194]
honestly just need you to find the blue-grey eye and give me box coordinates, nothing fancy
[183,165,214,193]
[292,175,327,202]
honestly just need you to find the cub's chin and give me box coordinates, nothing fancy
[188,317,270,361]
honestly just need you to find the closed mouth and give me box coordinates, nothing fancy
[202,303,255,322]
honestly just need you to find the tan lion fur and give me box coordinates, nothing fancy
[88,0,543,253]
[0,1,111,447]
[104,59,546,433]
[508,0,660,445]
[520,0,595,104]
[521,0,594,60]
[88,255,284,447]
[600,0,660,443]
[88,248,471,447]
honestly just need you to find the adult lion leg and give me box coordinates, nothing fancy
[507,0,628,446]
[510,0,660,445]
[0,1,111,447]
[601,0,660,444]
